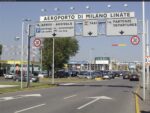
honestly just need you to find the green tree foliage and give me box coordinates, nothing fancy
[42,37,79,71]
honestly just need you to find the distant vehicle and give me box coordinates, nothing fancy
[102,71,112,80]
[102,73,110,80]
[4,73,15,79]
[123,72,130,79]
[123,74,130,79]
[13,75,39,82]
[77,71,88,78]
[129,74,139,81]
[68,71,78,77]
[55,70,69,78]
[85,72,96,79]
[38,71,48,78]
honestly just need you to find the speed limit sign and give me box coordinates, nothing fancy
[33,38,41,47]
[130,35,140,45]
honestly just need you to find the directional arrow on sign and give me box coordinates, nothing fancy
[88,31,93,36]
[77,96,112,109]
[119,30,124,35]
[52,33,56,37]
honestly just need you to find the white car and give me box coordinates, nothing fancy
[38,71,48,78]
[4,73,15,79]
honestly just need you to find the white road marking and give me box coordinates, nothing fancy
[20,94,41,97]
[64,95,77,99]
[60,83,76,85]
[77,98,100,110]
[14,103,46,113]
[0,94,41,102]
[77,96,112,110]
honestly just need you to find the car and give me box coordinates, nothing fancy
[77,71,88,78]
[13,75,39,82]
[129,74,139,81]
[38,71,48,78]
[4,73,15,79]
[55,70,69,78]
[123,74,130,79]
[68,71,78,77]
[102,71,112,80]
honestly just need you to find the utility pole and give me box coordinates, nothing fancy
[146,20,149,90]
[26,24,31,88]
[142,1,146,101]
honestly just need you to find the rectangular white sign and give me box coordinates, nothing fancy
[40,12,135,21]
[106,18,137,36]
[95,60,109,64]
[35,21,75,38]
[83,20,98,36]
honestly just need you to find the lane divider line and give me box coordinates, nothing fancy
[64,95,77,99]
[14,103,46,113]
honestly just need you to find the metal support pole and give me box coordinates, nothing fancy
[146,20,149,90]
[52,37,55,84]
[41,47,42,71]
[21,21,24,89]
[27,24,31,88]
[142,1,146,101]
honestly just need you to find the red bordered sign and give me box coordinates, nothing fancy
[130,35,140,45]
[33,38,41,47]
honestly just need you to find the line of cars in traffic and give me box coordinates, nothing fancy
[3,72,39,82]
[3,70,139,82]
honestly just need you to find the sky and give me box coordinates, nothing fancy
[0,1,150,62]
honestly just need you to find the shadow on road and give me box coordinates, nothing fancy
[132,91,143,101]
[141,111,150,113]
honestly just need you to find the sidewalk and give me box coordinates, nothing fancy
[138,86,150,113]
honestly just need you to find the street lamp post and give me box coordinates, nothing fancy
[40,45,43,72]
[146,20,149,90]
[89,48,94,78]
[142,1,146,101]
[51,7,60,84]
[21,18,31,89]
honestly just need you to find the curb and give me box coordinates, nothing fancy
[135,85,140,113]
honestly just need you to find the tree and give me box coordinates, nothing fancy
[42,37,79,72]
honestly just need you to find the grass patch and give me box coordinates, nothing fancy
[0,77,94,94]
[0,81,56,94]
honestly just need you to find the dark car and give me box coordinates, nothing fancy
[55,71,69,78]
[13,75,39,82]
[68,71,78,77]
[129,74,139,81]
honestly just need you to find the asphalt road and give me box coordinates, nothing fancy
[0,78,138,113]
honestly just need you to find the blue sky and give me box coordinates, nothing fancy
[0,2,150,62]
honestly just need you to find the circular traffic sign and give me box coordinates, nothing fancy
[33,38,41,47]
[130,35,140,45]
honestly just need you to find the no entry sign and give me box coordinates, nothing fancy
[33,38,41,47]
[130,35,140,45]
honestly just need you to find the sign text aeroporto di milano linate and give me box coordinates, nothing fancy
[40,12,135,21]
